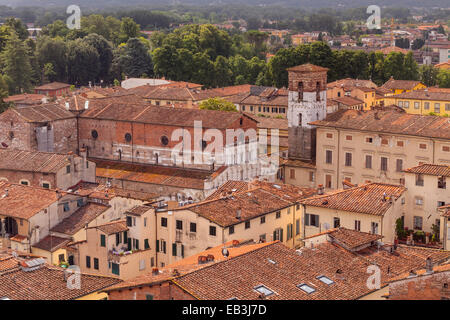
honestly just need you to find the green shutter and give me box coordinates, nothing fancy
[273,230,277,241]
[280,228,284,242]
[116,233,120,246]
[156,240,160,252]
[145,239,149,249]
[181,244,184,258]
[172,243,177,256]
[135,239,139,250]
[123,231,128,244]
[127,238,131,251]
[100,234,106,247]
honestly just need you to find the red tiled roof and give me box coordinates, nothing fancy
[287,63,329,72]
[80,104,254,129]
[93,220,128,235]
[126,205,151,216]
[310,109,450,140]
[172,241,450,300]
[92,159,222,190]
[0,261,120,300]
[32,235,70,252]
[404,164,450,177]
[328,228,383,251]
[332,96,364,106]
[382,78,423,91]
[300,183,406,216]
[176,184,314,227]
[51,202,110,235]
[6,104,75,123]
[0,182,63,220]
[390,90,450,102]
[35,82,71,90]
[0,149,71,173]
[104,240,275,292]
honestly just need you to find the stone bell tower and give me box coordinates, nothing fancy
[287,63,328,161]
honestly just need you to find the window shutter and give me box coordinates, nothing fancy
[135,239,139,250]
[280,228,284,242]
[163,241,166,254]
[156,240,160,252]
[181,244,184,258]
[123,231,128,244]
[273,230,277,241]
[127,238,131,251]
[172,243,177,257]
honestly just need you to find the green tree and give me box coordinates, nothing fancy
[67,39,100,86]
[437,69,450,88]
[83,34,113,82]
[43,63,57,83]
[0,74,10,113]
[36,36,68,83]
[419,65,439,87]
[1,31,32,94]
[402,52,419,80]
[115,38,153,78]
[199,97,237,112]
[118,17,140,44]
[213,55,232,87]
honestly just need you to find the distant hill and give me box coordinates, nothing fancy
[1,0,449,9]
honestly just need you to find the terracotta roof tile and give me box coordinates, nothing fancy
[391,90,450,102]
[51,202,110,235]
[287,63,329,72]
[32,235,70,252]
[93,220,128,235]
[332,96,364,106]
[35,82,71,90]
[382,78,423,90]
[80,104,253,129]
[404,164,450,177]
[0,149,71,174]
[92,159,222,190]
[126,205,151,216]
[300,183,406,216]
[311,109,450,140]
[105,240,274,291]
[328,228,383,251]
[0,259,120,300]
[172,241,450,300]
[8,104,75,122]
[0,182,63,220]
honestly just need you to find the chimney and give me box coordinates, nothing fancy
[236,209,242,220]
[152,268,159,275]
[317,185,324,195]
[426,257,433,274]
[79,148,87,164]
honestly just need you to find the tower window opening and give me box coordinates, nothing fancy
[298,82,303,102]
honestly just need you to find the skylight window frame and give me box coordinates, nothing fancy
[297,283,316,294]
[317,275,334,285]
[254,284,275,297]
